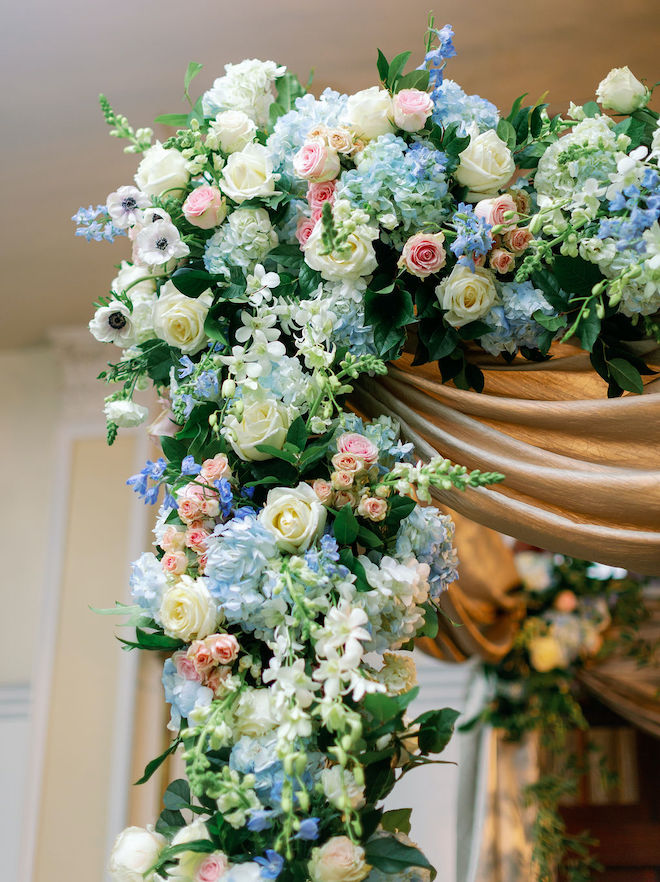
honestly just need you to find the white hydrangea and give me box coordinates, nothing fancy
[202,59,286,127]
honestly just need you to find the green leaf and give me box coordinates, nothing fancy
[135,738,181,785]
[365,286,415,360]
[385,493,416,528]
[607,358,644,394]
[338,548,371,591]
[333,504,359,545]
[395,69,430,93]
[160,435,188,463]
[552,255,601,298]
[154,113,190,127]
[497,118,517,151]
[529,104,547,139]
[376,49,390,85]
[365,835,435,877]
[506,93,529,124]
[163,778,191,811]
[442,122,470,156]
[357,524,384,549]
[364,688,419,723]
[413,707,460,754]
[155,809,186,835]
[269,244,304,269]
[422,323,459,360]
[136,628,185,651]
[298,261,322,297]
[380,808,412,836]
[387,51,412,89]
[155,840,216,867]
[184,62,204,103]
[298,443,328,473]
[254,443,298,464]
[582,100,601,118]
[286,416,308,451]
[532,310,566,332]
[530,267,570,311]
[575,308,601,352]
[418,602,439,639]
[276,71,306,112]
[171,267,217,298]
[457,320,493,341]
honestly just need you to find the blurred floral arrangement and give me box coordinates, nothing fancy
[476,550,654,881]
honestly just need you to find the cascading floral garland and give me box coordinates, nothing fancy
[78,18,658,882]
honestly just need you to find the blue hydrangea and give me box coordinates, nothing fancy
[162,658,213,731]
[274,197,310,245]
[395,505,458,598]
[130,551,167,618]
[334,414,413,466]
[480,281,555,356]
[323,280,377,358]
[337,134,450,248]
[230,736,284,803]
[430,78,499,136]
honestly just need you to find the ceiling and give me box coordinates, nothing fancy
[2,0,658,348]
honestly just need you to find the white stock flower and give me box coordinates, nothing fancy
[259,482,327,553]
[321,766,366,810]
[152,282,212,354]
[315,600,370,661]
[104,398,149,427]
[263,656,319,707]
[106,185,151,229]
[135,142,190,197]
[435,264,498,328]
[202,59,286,126]
[108,825,166,882]
[345,87,395,140]
[304,222,378,282]
[207,109,257,153]
[455,128,515,201]
[135,220,190,266]
[220,142,279,203]
[596,66,649,114]
[223,391,290,460]
[159,575,219,642]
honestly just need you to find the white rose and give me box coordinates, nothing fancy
[308,836,371,882]
[153,282,212,354]
[109,826,166,882]
[104,399,149,428]
[528,634,566,673]
[233,687,277,737]
[135,142,190,198]
[159,575,219,642]
[435,265,498,327]
[208,110,257,154]
[304,222,378,281]
[596,66,649,114]
[321,766,365,810]
[455,129,515,201]
[224,394,290,461]
[225,863,264,882]
[220,143,278,203]
[169,821,213,880]
[259,482,327,553]
[345,87,395,140]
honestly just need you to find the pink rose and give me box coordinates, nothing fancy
[312,479,334,505]
[357,496,388,522]
[334,490,358,509]
[188,639,215,675]
[392,88,434,132]
[162,551,188,575]
[503,226,533,254]
[397,232,447,278]
[206,633,240,665]
[177,483,207,523]
[331,452,362,473]
[293,142,341,182]
[336,432,379,465]
[196,853,229,882]
[186,525,211,554]
[201,454,232,484]
[307,180,337,212]
[182,186,227,230]
[331,470,354,490]
[489,248,516,274]
[198,553,208,574]
[173,650,201,682]
[554,590,578,614]
[296,217,317,247]
[160,525,186,552]
[475,194,519,230]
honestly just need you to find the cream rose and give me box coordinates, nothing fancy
[435,265,498,327]
[208,109,257,153]
[108,826,166,882]
[224,394,290,461]
[104,399,149,428]
[304,222,378,281]
[345,87,395,140]
[220,143,278,203]
[596,66,649,114]
[455,129,515,201]
[308,836,371,882]
[528,635,566,673]
[259,482,327,553]
[153,282,213,354]
[159,575,219,642]
[135,142,189,198]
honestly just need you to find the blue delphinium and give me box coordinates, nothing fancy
[129,551,167,618]
[419,24,457,87]
[430,79,499,136]
[72,205,126,243]
[395,506,458,598]
[480,281,555,356]
[336,134,450,247]
[450,203,494,266]
[181,455,202,476]
[295,817,320,840]
[600,183,660,253]
[162,658,213,731]
[255,850,285,879]
[127,457,167,505]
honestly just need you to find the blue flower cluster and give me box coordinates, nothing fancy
[450,203,494,266]
[419,24,457,87]
[72,205,125,243]
[480,281,555,356]
[395,505,458,598]
[127,457,168,505]
[600,177,660,253]
[430,79,499,136]
[130,551,167,618]
[162,658,213,730]
[337,134,449,247]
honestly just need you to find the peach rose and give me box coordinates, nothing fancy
[160,526,186,552]
[326,128,354,154]
[312,479,335,505]
[489,248,516,274]
[474,194,519,229]
[186,525,211,554]
[307,181,337,212]
[182,186,227,230]
[187,639,215,675]
[336,433,379,465]
[334,490,358,509]
[200,454,232,483]
[205,633,240,664]
[357,496,388,522]
[331,452,362,473]
[331,470,354,490]
[293,142,341,182]
[392,88,434,132]
[503,226,533,254]
[397,232,447,278]
[162,551,188,575]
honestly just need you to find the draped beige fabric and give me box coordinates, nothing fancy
[352,339,660,575]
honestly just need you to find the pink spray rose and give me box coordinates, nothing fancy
[474,194,519,230]
[331,452,363,473]
[182,186,227,230]
[160,525,186,552]
[200,454,232,483]
[489,248,516,274]
[331,470,355,490]
[503,226,533,254]
[293,142,341,182]
[312,479,334,505]
[162,550,188,575]
[392,88,434,132]
[206,633,240,665]
[188,639,215,676]
[186,524,211,554]
[296,216,317,247]
[397,232,447,278]
[336,432,379,465]
[357,496,388,522]
[307,180,337,212]
[173,650,201,682]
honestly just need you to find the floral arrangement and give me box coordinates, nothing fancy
[476,549,653,881]
[77,21,524,882]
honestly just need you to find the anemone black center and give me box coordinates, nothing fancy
[108,312,127,330]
